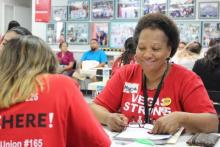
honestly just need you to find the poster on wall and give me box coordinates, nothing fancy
[116,0,140,19]
[176,21,201,43]
[91,23,109,46]
[51,6,67,21]
[110,22,137,48]
[91,0,114,20]
[35,0,51,22]
[66,22,89,45]
[202,22,220,47]
[143,0,167,15]
[199,2,219,19]
[46,22,65,44]
[168,0,195,19]
[68,0,89,20]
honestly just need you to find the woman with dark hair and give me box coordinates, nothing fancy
[7,20,20,31]
[193,44,220,91]
[90,13,218,134]
[0,26,32,51]
[0,36,110,147]
[56,41,76,76]
[111,37,136,76]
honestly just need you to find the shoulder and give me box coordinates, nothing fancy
[47,74,78,90]
[171,63,199,80]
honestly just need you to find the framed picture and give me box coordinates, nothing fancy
[46,22,65,44]
[202,22,220,47]
[110,22,137,48]
[91,0,114,20]
[116,0,141,19]
[66,22,89,45]
[176,21,201,43]
[51,6,67,21]
[199,2,219,19]
[143,0,167,15]
[91,23,109,46]
[168,0,195,19]
[68,0,89,20]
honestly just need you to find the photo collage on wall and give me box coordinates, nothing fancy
[47,0,220,48]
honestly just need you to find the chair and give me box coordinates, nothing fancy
[208,90,220,132]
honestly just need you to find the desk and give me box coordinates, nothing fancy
[103,128,220,147]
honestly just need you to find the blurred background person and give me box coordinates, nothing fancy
[173,41,202,70]
[111,37,136,76]
[0,26,32,52]
[7,20,20,31]
[0,20,20,44]
[0,36,111,147]
[56,41,76,76]
[193,44,220,91]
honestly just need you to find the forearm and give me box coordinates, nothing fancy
[96,63,105,68]
[64,62,74,70]
[179,112,218,133]
[90,102,111,125]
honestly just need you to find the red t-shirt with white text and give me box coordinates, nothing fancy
[94,64,216,123]
[0,74,110,147]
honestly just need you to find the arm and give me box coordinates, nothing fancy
[63,61,74,71]
[96,62,106,68]
[152,112,218,134]
[90,102,128,132]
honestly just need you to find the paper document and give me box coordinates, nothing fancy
[114,124,171,142]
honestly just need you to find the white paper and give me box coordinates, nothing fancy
[114,124,171,141]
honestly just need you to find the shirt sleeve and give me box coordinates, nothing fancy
[100,50,108,63]
[67,81,111,147]
[80,52,87,61]
[180,74,216,114]
[94,68,125,112]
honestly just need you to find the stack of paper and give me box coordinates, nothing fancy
[113,124,172,145]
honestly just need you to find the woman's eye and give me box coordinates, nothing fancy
[152,48,160,51]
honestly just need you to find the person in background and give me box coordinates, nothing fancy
[193,44,220,91]
[208,38,220,47]
[0,20,21,44]
[173,41,202,70]
[0,36,111,147]
[72,38,108,82]
[56,41,76,76]
[178,41,187,50]
[7,20,20,31]
[90,13,218,134]
[0,26,32,52]
[111,37,136,76]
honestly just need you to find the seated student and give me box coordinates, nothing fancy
[90,13,218,134]
[0,36,111,147]
[56,41,76,76]
[0,26,31,52]
[72,38,108,82]
[111,37,136,76]
[0,20,20,44]
[173,41,202,70]
[193,44,220,91]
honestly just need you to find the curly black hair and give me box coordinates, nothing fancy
[133,13,180,57]
[204,44,220,70]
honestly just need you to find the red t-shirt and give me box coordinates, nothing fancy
[0,74,111,147]
[94,64,216,123]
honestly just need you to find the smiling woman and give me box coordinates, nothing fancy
[90,13,218,135]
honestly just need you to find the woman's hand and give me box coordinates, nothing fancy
[152,112,183,134]
[106,113,128,132]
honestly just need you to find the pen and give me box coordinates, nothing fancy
[135,139,155,146]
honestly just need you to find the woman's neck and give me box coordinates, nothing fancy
[143,63,169,89]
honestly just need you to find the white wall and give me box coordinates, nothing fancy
[0,0,32,34]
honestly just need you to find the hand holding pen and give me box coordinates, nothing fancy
[106,113,128,132]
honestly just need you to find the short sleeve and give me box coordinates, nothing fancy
[100,51,108,63]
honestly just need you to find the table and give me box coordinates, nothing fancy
[103,128,220,147]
